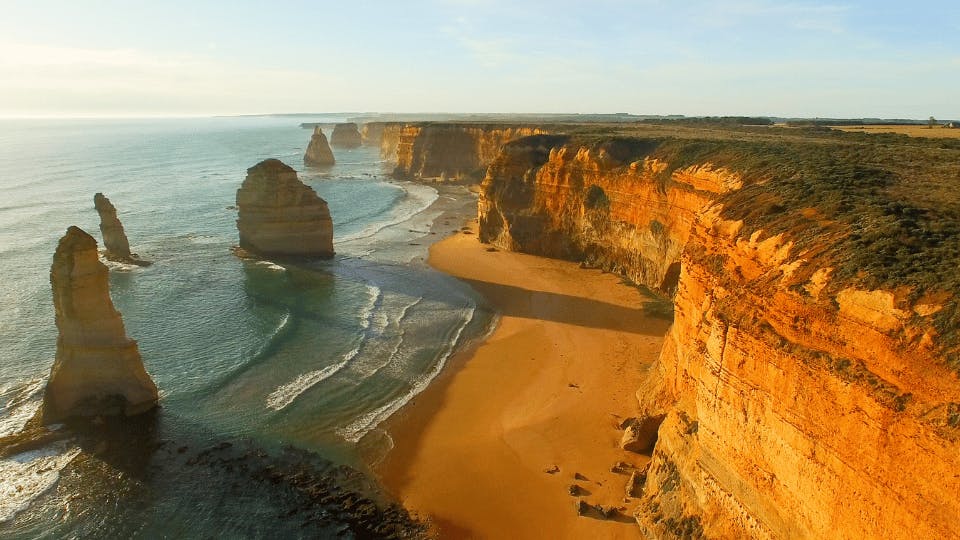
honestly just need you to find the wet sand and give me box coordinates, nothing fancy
[377,218,671,539]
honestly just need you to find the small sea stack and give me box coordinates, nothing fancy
[94,192,150,266]
[42,226,159,424]
[236,159,334,258]
[304,126,336,166]
[330,123,362,148]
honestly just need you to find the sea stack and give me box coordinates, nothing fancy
[236,159,334,258]
[330,123,362,148]
[304,126,335,166]
[42,226,159,424]
[94,193,150,266]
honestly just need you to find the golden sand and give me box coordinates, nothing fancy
[377,220,671,539]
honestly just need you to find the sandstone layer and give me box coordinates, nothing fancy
[42,226,158,423]
[330,123,362,148]
[477,132,960,539]
[93,193,150,266]
[236,158,334,258]
[386,123,546,181]
[304,126,335,166]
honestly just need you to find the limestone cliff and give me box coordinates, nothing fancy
[304,126,335,166]
[93,193,150,266]
[42,226,158,423]
[478,132,960,539]
[388,123,546,181]
[479,136,738,293]
[360,122,386,146]
[236,158,334,259]
[330,123,362,148]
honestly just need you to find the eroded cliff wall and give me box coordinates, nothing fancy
[387,123,546,181]
[478,136,741,292]
[478,132,960,539]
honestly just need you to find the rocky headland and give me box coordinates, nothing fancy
[42,226,158,424]
[236,158,334,259]
[94,193,150,266]
[330,122,362,148]
[304,126,335,166]
[378,123,546,181]
[469,125,960,538]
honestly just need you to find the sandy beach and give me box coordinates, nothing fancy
[377,218,672,539]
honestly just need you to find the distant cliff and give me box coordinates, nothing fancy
[43,226,158,423]
[331,123,362,148]
[478,131,960,539]
[236,159,334,259]
[380,123,546,181]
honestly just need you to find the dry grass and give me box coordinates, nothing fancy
[832,125,960,138]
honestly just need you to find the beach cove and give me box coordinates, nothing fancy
[378,217,673,538]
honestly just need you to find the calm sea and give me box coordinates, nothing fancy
[0,116,491,537]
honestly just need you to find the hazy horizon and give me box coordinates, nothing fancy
[1,0,958,119]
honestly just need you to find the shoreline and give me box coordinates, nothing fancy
[375,212,672,538]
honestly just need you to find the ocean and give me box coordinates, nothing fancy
[0,116,492,537]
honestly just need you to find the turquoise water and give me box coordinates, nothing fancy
[0,117,490,536]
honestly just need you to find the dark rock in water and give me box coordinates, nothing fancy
[42,226,158,424]
[330,123,362,148]
[568,484,582,496]
[3,413,426,539]
[93,193,150,266]
[575,499,590,516]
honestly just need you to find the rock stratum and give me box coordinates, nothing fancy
[478,128,960,539]
[42,226,158,423]
[94,193,150,266]
[330,123,362,148]
[380,123,546,181]
[236,158,334,259]
[304,126,335,166]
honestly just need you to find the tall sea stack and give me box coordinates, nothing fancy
[330,123,362,148]
[42,226,158,423]
[236,159,334,258]
[304,126,335,166]
[94,193,150,266]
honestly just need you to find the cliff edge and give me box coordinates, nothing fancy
[236,158,334,259]
[42,226,158,423]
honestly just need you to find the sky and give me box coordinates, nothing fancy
[0,0,957,118]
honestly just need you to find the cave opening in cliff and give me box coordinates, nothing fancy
[660,262,682,296]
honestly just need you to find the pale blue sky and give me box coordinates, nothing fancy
[0,0,957,118]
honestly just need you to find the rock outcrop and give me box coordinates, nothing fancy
[330,123,362,148]
[93,193,150,266]
[387,123,546,182]
[478,132,960,539]
[42,226,158,423]
[236,159,334,258]
[304,126,335,166]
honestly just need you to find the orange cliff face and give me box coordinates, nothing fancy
[634,206,960,539]
[478,133,960,539]
[478,136,741,293]
[384,123,546,181]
